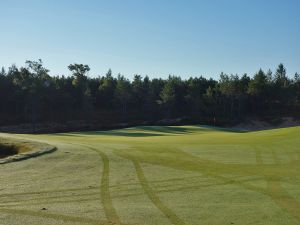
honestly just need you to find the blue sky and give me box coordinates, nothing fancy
[0,0,299,79]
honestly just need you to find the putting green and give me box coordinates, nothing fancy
[0,126,299,225]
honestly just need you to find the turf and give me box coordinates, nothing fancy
[0,125,299,225]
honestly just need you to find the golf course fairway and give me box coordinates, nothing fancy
[0,125,299,225]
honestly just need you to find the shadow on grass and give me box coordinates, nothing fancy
[135,126,196,134]
[50,131,166,137]
[135,125,246,134]
[49,125,246,138]
[199,125,247,133]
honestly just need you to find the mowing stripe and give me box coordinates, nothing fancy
[132,159,187,225]
[255,147,263,165]
[0,208,106,225]
[0,186,99,198]
[255,146,300,221]
[0,196,101,208]
[0,191,99,206]
[83,145,121,225]
[270,147,280,165]
[267,180,300,221]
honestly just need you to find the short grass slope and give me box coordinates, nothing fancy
[0,125,299,225]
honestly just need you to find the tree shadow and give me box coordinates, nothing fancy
[135,125,247,134]
[199,125,247,133]
[50,130,166,137]
[49,125,247,138]
[135,126,195,134]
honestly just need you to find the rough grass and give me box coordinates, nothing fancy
[0,125,299,225]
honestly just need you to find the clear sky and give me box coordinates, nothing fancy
[0,0,299,79]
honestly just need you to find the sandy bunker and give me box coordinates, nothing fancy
[0,137,56,164]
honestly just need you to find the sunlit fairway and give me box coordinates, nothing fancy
[0,125,299,225]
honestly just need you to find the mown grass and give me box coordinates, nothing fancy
[0,125,299,225]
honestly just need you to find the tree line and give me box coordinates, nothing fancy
[0,60,299,126]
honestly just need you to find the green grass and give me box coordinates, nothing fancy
[0,125,299,225]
